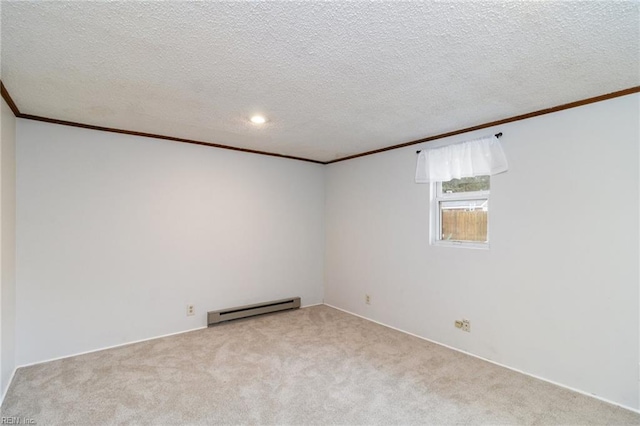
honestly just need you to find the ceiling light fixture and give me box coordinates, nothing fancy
[250,115,266,124]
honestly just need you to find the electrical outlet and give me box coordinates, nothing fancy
[454,320,463,329]
[462,319,470,332]
[365,294,371,305]
[186,304,195,316]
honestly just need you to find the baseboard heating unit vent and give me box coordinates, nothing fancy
[207,297,301,325]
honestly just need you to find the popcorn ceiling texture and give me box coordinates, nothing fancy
[1,1,638,162]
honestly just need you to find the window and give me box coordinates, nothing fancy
[432,176,490,248]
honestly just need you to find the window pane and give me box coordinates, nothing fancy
[440,199,488,242]
[442,176,490,193]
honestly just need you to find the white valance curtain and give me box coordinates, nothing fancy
[415,135,509,183]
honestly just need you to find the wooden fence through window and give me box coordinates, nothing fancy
[441,210,488,242]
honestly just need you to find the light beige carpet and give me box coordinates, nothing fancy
[1,305,638,425]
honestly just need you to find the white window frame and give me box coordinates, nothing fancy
[430,179,490,250]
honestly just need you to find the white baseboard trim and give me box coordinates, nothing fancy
[16,325,208,370]
[1,366,18,407]
[10,303,636,415]
[323,303,640,415]
[14,303,321,372]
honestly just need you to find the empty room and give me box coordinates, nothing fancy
[0,1,639,424]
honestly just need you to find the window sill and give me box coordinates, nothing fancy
[432,240,490,250]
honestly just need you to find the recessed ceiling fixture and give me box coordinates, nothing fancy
[250,115,266,124]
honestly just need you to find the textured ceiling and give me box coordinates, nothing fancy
[2,1,638,162]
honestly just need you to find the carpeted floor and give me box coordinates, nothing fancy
[1,305,639,425]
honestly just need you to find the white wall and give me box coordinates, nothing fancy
[325,94,640,410]
[11,93,640,410]
[1,98,17,398]
[16,120,325,366]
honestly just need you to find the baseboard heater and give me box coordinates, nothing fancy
[207,297,301,326]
